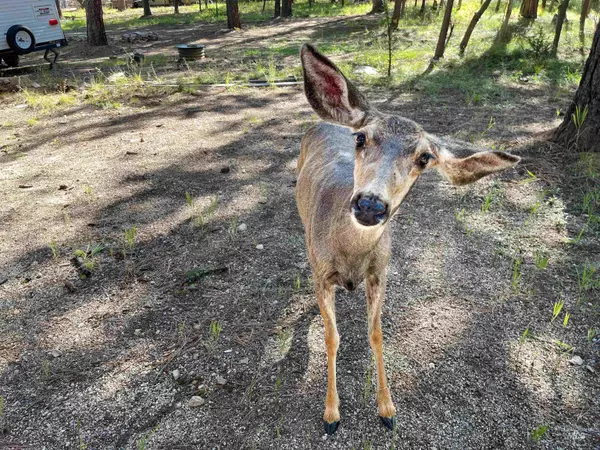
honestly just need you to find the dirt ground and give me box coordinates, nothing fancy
[1,16,599,450]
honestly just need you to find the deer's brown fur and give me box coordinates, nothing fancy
[297,44,520,434]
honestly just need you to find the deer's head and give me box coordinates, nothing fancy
[300,44,520,227]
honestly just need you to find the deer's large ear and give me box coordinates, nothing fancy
[301,43,370,129]
[436,147,521,186]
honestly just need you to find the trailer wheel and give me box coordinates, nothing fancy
[2,53,19,68]
[6,26,36,55]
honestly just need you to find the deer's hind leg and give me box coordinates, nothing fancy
[366,272,396,430]
[316,280,340,435]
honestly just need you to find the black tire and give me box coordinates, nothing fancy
[2,53,19,67]
[6,25,36,55]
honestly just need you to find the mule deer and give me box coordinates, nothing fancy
[297,44,520,435]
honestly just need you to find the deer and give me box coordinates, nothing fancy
[296,44,521,435]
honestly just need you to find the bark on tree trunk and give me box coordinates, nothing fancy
[460,0,492,55]
[433,0,454,59]
[552,23,600,151]
[174,0,179,13]
[116,0,126,11]
[495,0,502,12]
[226,0,241,27]
[580,0,591,34]
[142,0,152,16]
[519,0,538,19]
[541,0,546,9]
[370,0,385,14]
[498,0,513,40]
[282,0,292,16]
[274,0,281,17]
[420,0,426,14]
[391,0,404,30]
[552,0,570,54]
[55,0,63,18]
[86,0,107,46]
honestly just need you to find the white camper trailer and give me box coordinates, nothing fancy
[1,0,67,68]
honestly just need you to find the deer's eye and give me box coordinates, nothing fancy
[352,132,366,150]
[417,152,434,168]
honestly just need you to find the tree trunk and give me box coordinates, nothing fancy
[226,0,241,27]
[174,0,179,13]
[55,0,63,18]
[433,0,454,59]
[552,0,570,54]
[420,0,426,14]
[541,0,546,9]
[580,0,591,34]
[457,0,462,9]
[274,0,281,17]
[391,0,404,30]
[498,0,513,40]
[495,0,502,12]
[370,0,385,14]
[459,0,492,54]
[519,0,538,19]
[116,0,126,11]
[142,0,152,16]
[282,0,292,16]
[553,23,600,151]
[85,0,107,46]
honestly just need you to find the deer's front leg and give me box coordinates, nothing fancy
[316,282,340,435]
[366,273,396,430]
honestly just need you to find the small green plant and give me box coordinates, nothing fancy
[562,311,570,328]
[125,226,137,250]
[520,325,530,344]
[294,273,301,291]
[209,320,223,346]
[520,170,538,185]
[274,370,282,395]
[526,26,552,59]
[201,196,219,229]
[185,191,194,209]
[228,216,238,235]
[136,426,158,450]
[480,116,496,136]
[534,251,549,270]
[530,424,548,442]
[277,328,293,355]
[551,298,565,322]
[572,104,589,149]
[511,252,523,294]
[49,241,58,259]
[588,327,598,344]
[82,184,94,197]
[578,264,598,292]
[177,320,186,344]
[78,419,88,450]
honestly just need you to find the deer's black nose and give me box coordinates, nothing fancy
[351,194,389,227]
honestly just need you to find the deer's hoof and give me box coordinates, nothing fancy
[323,420,340,435]
[379,415,396,431]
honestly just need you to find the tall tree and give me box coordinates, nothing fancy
[459,0,492,55]
[370,0,385,14]
[226,0,241,27]
[552,0,570,55]
[391,0,406,30]
[580,0,591,34]
[282,0,292,16]
[498,0,514,41]
[86,0,107,46]
[553,23,600,151]
[55,0,63,18]
[174,0,180,13]
[433,0,455,59]
[274,0,281,17]
[142,0,152,16]
[116,0,126,11]
[519,0,538,19]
